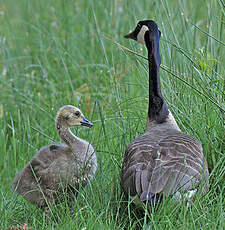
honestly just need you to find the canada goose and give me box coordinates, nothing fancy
[12,105,97,215]
[121,20,209,206]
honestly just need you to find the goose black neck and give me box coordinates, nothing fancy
[145,32,169,123]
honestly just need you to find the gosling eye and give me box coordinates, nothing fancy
[74,111,80,117]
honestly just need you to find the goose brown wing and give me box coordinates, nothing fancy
[121,130,208,201]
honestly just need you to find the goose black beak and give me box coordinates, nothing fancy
[81,117,93,128]
[124,30,136,40]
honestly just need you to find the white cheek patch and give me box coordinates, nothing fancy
[137,25,149,45]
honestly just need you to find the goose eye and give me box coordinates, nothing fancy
[74,111,80,117]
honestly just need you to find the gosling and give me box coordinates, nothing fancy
[12,105,97,215]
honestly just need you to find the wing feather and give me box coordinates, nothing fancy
[121,129,208,202]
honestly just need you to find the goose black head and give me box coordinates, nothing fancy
[124,20,161,46]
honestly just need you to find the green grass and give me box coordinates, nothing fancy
[0,0,224,229]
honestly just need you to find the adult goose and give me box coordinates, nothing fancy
[12,105,97,215]
[121,20,209,206]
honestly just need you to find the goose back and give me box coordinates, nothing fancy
[121,127,209,202]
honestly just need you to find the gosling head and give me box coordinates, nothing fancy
[124,20,161,45]
[56,105,93,128]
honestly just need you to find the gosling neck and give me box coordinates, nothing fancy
[145,31,169,127]
[56,118,83,149]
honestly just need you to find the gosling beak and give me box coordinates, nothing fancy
[124,30,136,40]
[80,116,93,128]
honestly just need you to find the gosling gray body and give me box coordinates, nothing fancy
[121,20,209,206]
[12,105,97,215]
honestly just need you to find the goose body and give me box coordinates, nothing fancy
[121,20,209,205]
[12,105,97,214]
